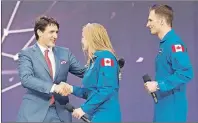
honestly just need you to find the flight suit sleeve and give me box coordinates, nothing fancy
[72,86,89,99]
[157,43,194,91]
[80,57,119,115]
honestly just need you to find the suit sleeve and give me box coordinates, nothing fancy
[68,49,86,78]
[18,50,53,94]
[72,86,89,99]
[157,44,194,91]
[81,57,119,115]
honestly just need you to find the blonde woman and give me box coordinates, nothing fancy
[67,23,121,122]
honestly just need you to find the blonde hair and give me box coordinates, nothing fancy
[82,23,116,65]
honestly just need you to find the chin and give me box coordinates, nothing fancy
[48,44,55,48]
[150,31,157,35]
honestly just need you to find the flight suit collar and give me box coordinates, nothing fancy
[94,50,102,56]
[90,52,98,63]
[160,29,175,43]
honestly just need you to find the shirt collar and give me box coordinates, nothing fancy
[37,42,52,54]
[160,29,174,43]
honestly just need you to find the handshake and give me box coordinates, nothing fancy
[53,82,73,96]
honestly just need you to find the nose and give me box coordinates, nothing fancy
[146,22,149,28]
[53,33,58,39]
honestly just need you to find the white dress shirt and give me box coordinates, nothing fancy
[37,43,56,92]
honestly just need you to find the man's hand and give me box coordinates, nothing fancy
[54,82,73,96]
[144,81,158,93]
[72,108,85,119]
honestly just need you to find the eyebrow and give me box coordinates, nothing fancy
[50,30,59,33]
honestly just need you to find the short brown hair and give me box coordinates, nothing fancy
[150,4,173,27]
[34,16,59,40]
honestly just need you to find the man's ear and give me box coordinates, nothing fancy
[37,29,43,37]
[160,17,165,26]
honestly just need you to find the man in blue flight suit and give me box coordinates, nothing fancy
[145,4,194,122]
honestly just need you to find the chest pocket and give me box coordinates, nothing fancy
[59,59,69,72]
[155,49,173,74]
[57,59,70,81]
[155,49,166,71]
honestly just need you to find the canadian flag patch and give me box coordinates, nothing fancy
[101,58,114,66]
[172,44,184,52]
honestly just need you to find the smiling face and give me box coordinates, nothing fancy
[146,10,162,35]
[37,24,58,48]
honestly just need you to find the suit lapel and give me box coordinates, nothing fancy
[53,47,60,81]
[32,44,51,77]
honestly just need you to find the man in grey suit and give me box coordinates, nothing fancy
[16,16,85,122]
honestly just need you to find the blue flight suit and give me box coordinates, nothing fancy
[154,29,194,122]
[72,50,121,122]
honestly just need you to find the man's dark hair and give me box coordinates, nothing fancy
[150,4,174,27]
[34,16,59,40]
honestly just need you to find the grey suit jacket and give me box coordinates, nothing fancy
[16,43,85,122]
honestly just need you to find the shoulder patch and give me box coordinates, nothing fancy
[172,44,185,52]
[101,58,114,67]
